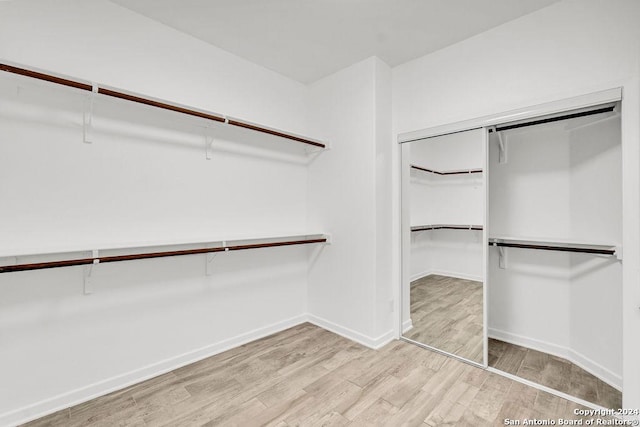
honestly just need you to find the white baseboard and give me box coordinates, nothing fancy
[489,328,569,359]
[489,328,622,390]
[568,349,622,392]
[411,270,482,283]
[3,313,398,426]
[1,314,308,427]
[402,318,413,334]
[306,314,395,350]
[410,270,433,282]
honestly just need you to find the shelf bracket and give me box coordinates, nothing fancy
[497,245,507,269]
[205,134,214,160]
[615,245,623,261]
[83,250,99,295]
[83,84,98,144]
[205,244,217,276]
[492,126,507,164]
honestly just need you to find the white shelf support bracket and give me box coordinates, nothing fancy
[492,126,507,164]
[83,250,99,295]
[205,245,217,276]
[615,245,623,261]
[498,245,507,269]
[205,134,214,160]
[323,234,332,245]
[83,84,98,144]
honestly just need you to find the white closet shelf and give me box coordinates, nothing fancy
[0,233,329,273]
[412,224,483,232]
[488,236,619,256]
[410,164,482,176]
[0,61,327,149]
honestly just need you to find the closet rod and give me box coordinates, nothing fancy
[489,106,615,132]
[0,62,326,148]
[489,241,615,255]
[97,88,226,123]
[410,165,483,175]
[0,63,93,91]
[226,119,325,148]
[0,238,327,273]
[412,225,483,232]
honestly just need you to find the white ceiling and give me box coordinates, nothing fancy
[111,0,561,84]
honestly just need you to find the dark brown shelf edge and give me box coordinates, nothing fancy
[411,225,483,232]
[0,238,327,273]
[410,165,483,175]
[0,62,326,149]
[488,105,616,133]
[489,241,615,256]
[227,119,326,148]
[98,88,225,123]
[0,63,93,92]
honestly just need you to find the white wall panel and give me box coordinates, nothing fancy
[0,1,314,424]
[393,0,639,407]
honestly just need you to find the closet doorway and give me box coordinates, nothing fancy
[400,90,624,409]
[487,103,622,409]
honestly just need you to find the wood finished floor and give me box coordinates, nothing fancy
[405,275,483,363]
[489,338,622,410]
[25,323,601,427]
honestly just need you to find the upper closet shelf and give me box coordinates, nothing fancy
[412,224,483,232]
[410,165,482,176]
[0,61,328,149]
[488,236,620,258]
[0,233,329,274]
[488,103,617,133]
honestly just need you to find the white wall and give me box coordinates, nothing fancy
[569,116,623,386]
[307,57,394,347]
[0,1,308,132]
[393,0,640,134]
[0,1,316,425]
[374,58,394,339]
[393,0,640,408]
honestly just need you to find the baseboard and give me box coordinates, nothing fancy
[410,270,433,282]
[411,270,482,283]
[568,349,622,392]
[1,314,308,427]
[489,328,569,360]
[489,328,622,390]
[402,318,413,334]
[429,269,482,282]
[306,314,395,350]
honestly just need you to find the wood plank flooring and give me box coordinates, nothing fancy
[404,275,483,363]
[24,323,602,427]
[489,338,622,410]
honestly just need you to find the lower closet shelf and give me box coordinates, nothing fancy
[412,224,483,232]
[0,233,329,273]
[488,237,619,257]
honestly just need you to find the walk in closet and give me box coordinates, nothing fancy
[0,61,329,421]
[400,89,624,410]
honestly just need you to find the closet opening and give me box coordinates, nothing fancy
[400,93,623,410]
[487,101,622,409]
